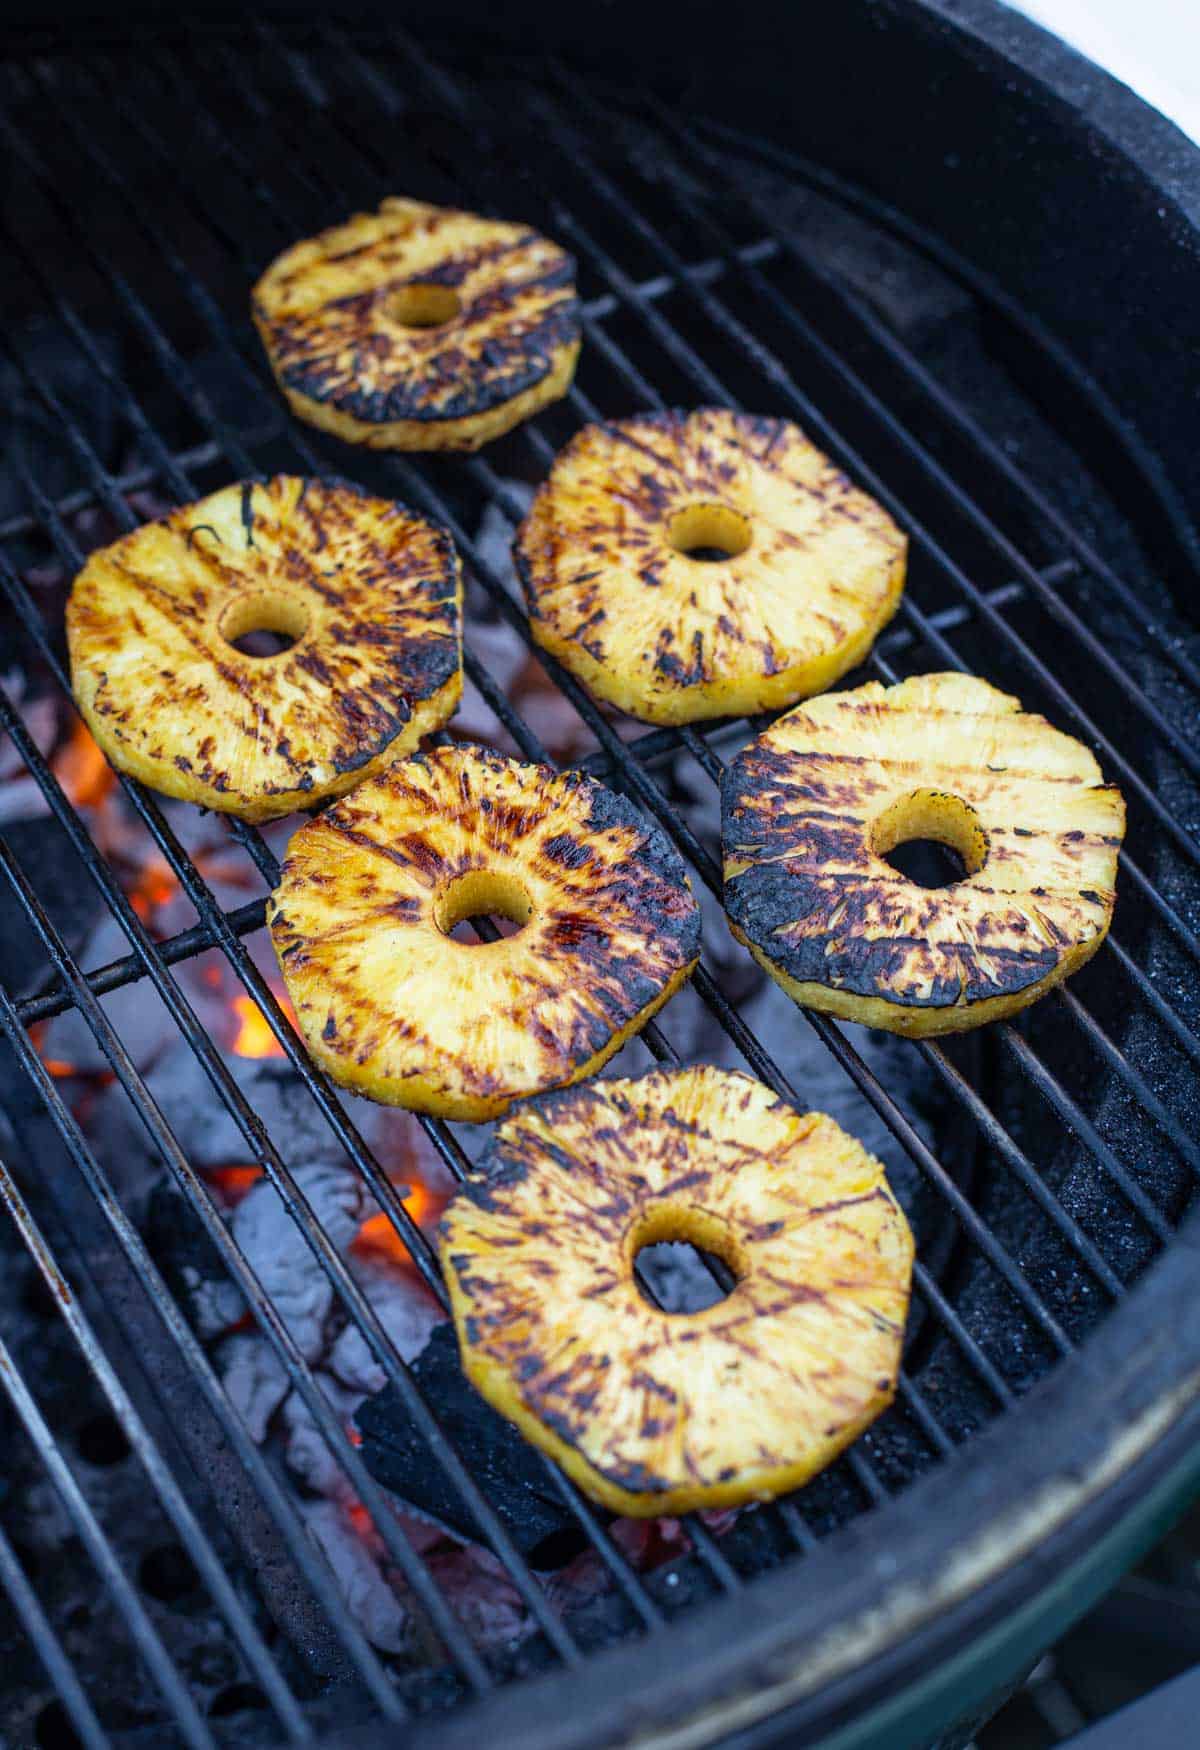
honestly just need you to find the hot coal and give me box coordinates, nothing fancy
[356,1325,597,1569]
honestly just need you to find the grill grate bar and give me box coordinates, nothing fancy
[59,32,859,1559]
[0,1156,314,1744]
[0,69,705,1626]
[376,47,1195,1224]
[0,438,251,543]
[682,108,1200,705]
[523,84,1200,873]
[0,25,1193,1734]
[0,1326,216,1749]
[273,29,1117,1354]
[642,91,1200,708]
[6,35,904,1600]
[0,944,407,1720]
[0,685,498,1689]
[0,1523,109,1750]
[0,73,677,1643]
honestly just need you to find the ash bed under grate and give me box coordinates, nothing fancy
[0,16,1198,1749]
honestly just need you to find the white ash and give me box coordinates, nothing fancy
[278,1264,442,1498]
[326,1263,442,1397]
[280,1374,364,1502]
[230,1161,374,1362]
[304,1500,409,1657]
[215,1331,289,1443]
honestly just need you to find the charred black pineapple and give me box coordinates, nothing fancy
[439,1066,914,1515]
[515,407,906,724]
[723,673,1125,1035]
[66,475,462,821]
[267,746,701,1120]
[253,198,581,452]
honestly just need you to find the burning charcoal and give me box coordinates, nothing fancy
[355,1325,601,1568]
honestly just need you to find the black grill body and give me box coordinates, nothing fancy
[0,4,1199,1747]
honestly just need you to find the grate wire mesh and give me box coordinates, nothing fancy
[0,21,1196,1744]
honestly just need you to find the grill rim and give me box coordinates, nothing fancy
[0,1,1198,1744]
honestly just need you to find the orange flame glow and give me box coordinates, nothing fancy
[53,720,115,810]
[350,1181,445,1272]
[345,1501,373,1540]
[127,854,178,921]
[206,1164,264,1205]
[230,992,296,1059]
[28,1020,82,1080]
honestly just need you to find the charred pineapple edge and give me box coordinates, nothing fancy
[728,917,1114,1037]
[441,1181,907,1517]
[256,316,581,453]
[279,951,699,1123]
[516,539,907,726]
[69,670,463,826]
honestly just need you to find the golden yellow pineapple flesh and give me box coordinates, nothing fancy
[439,1066,914,1516]
[66,476,461,823]
[267,745,700,1121]
[252,198,581,452]
[514,407,906,724]
[723,672,1126,1035]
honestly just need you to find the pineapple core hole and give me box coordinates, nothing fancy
[434,871,533,944]
[219,592,311,658]
[386,283,462,329]
[667,503,752,563]
[872,788,987,890]
[629,1206,744,1314]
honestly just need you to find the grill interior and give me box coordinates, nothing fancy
[1,17,1199,1748]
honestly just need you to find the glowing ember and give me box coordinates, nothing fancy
[206,1164,265,1206]
[351,1182,445,1271]
[52,719,115,810]
[127,854,178,921]
[345,1500,374,1539]
[230,992,296,1059]
[29,1020,89,1081]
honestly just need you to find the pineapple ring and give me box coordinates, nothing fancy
[514,407,906,724]
[267,745,701,1121]
[252,197,582,452]
[723,673,1126,1036]
[439,1066,914,1515]
[66,476,462,823]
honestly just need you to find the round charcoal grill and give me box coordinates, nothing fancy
[0,2,1198,1747]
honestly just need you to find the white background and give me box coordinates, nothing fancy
[1013,0,1200,144]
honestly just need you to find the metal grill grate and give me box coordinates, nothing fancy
[0,18,1197,1746]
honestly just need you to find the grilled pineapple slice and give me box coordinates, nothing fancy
[66,476,461,823]
[253,198,581,452]
[514,408,906,724]
[439,1066,913,1515]
[723,673,1126,1035]
[267,745,700,1120]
